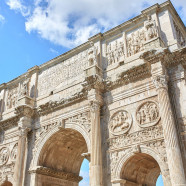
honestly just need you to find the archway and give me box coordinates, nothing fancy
[35,128,88,186]
[120,153,160,186]
[1,181,12,186]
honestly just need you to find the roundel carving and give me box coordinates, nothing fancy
[0,147,9,166]
[109,110,132,135]
[136,101,160,128]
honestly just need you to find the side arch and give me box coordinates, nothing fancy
[30,122,90,170]
[114,145,170,185]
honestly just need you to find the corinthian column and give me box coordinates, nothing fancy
[13,105,33,186]
[153,75,186,186]
[90,100,103,186]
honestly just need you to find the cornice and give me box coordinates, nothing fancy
[140,47,186,67]
[30,166,82,183]
[104,63,151,91]
[0,116,19,131]
[37,87,88,116]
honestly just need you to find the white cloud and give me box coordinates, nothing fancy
[7,0,186,48]
[7,0,30,17]
[0,14,5,24]
[49,48,59,55]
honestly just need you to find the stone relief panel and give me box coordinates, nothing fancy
[19,75,30,97]
[37,50,90,97]
[6,86,18,110]
[136,101,160,128]
[106,38,125,65]
[173,20,186,47]
[109,110,132,136]
[126,26,146,56]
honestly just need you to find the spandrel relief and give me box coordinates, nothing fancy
[0,147,9,166]
[11,143,18,161]
[106,39,125,66]
[136,101,160,127]
[109,110,132,135]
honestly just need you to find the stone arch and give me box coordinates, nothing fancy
[114,145,170,185]
[31,122,90,169]
[30,122,90,185]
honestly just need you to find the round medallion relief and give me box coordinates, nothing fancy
[0,147,9,166]
[136,101,160,128]
[109,110,132,135]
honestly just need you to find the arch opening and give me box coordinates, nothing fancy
[120,153,161,186]
[36,128,88,186]
[1,181,12,186]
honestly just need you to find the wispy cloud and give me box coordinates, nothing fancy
[49,48,59,55]
[0,14,5,24]
[7,0,30,17]
[6,0,186,48]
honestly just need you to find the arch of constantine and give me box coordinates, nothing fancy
[0,1,186,186]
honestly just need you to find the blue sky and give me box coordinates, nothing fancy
[0,0,185,185]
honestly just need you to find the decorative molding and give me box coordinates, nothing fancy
[0,147,9,166]
[30,166,83,183]
[109,110,132,135]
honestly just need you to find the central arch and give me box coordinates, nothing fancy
[33,128,89,186]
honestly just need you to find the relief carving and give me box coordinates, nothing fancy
[109,110,132,135]
[136,101,160,127]
[127,29,146,56]
[0,147,9,166]
[106,40,125,65]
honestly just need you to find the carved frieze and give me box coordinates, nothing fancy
[127,27,146,56]
[136,101,160,127]
[109,110,132,135]
[0,147,9,166]
[109,125,163,151]
[106,40,125,65]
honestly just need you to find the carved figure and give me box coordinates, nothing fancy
[88,41,97,66]
[144,15,158,40]
[6,88,18,109]
[109,110,132,135]
[20,75,30,97]
[136,101,160,127]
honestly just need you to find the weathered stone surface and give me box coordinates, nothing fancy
[0,1,186,186]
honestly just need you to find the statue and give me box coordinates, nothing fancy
[88,41,97,66]
[20,75,30,97]
[144,15,158,40]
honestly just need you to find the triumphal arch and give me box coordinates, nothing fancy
[0,1,186,186]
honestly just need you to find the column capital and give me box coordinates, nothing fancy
[152,75,168,90]
[89,100,102,113]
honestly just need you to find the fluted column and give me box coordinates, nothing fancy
[90,100,103,186]
[13,113,32,186]
[153,75,186,186]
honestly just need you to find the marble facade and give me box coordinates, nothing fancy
[0,1,186,186]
